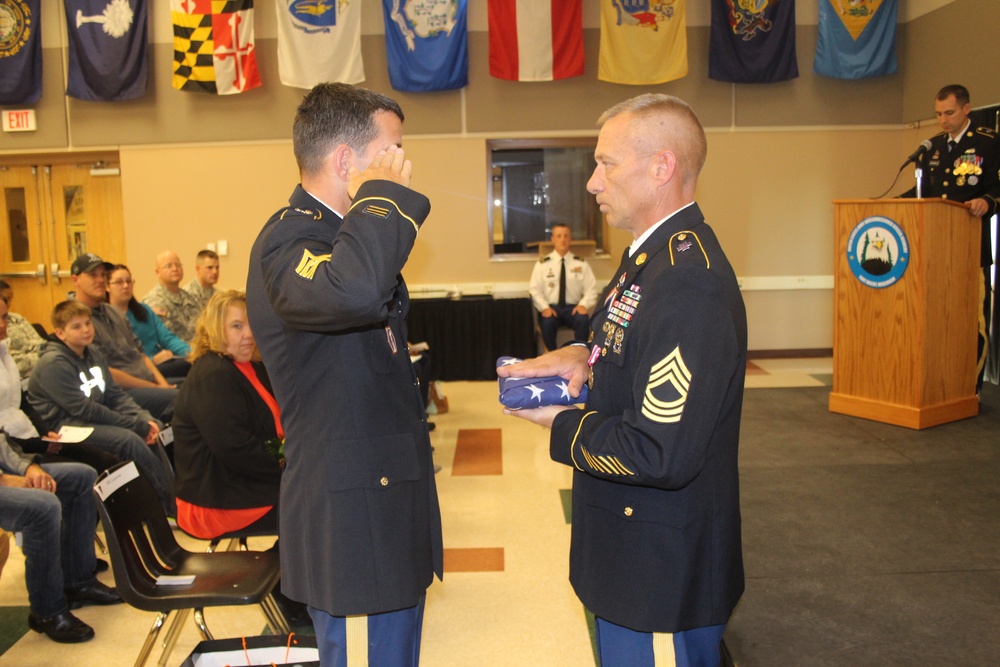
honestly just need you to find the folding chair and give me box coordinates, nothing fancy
[93,461,289,667]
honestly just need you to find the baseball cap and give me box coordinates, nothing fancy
[70,253,113,276]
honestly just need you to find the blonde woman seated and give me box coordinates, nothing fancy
[172,290,282,540]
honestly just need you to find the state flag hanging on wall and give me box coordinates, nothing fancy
[277,0,364,89]
[814,0,897,79]
[598,0,687,85]
[172,0,261,95]
[488,0,584,82]
[66,0,148,101]
[383,0,467,92]
[709,0,798,83]
[0,0,42,104]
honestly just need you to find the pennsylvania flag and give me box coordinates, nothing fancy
[0,0,42,104]
[66,0,148,101]
[277,0,363,89]
[814,0,897,79]
[709,0,798,83]
[383,0,467,92]
[172,0,261,95]
[598,0,687,85]
[488,0,584,82]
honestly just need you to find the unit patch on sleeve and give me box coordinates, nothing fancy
[294,249,332,280]
[641,346,691,424]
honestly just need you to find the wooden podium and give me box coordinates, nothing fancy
[829,199,980,429]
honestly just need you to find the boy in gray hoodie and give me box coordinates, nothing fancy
[27,301,174,514]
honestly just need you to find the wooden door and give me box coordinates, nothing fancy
[0,157,125,329]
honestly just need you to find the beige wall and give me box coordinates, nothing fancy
[6,0,998,351]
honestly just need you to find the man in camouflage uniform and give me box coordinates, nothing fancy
[141,250,201,343]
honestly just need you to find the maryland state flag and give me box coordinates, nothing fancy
[172,0,261,95]
[0,0,42,104]
[277,0,363,89]
[598,0,687,85]
[709,0,798,83]
[814,0,897,79]
[383,0,467,92]
[488,0,584,82]
[66,0,148,101]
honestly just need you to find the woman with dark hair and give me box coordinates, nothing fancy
[106,264,191,379]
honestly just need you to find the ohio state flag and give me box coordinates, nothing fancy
[488,0,584,82]
[171,0,260,95]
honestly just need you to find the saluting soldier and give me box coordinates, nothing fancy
[246,83,442,667]
[902,84,1000,391]
[499,94,746,667]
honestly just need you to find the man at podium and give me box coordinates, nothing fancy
[902,84,1000,391]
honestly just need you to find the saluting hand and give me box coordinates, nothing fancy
[348,145,413,199]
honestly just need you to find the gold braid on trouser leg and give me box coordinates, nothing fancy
[977,274,989,376]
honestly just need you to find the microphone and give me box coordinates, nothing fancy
[902,139,933,167]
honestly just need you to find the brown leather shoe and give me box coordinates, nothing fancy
[65,579,122,608]
[28,610,95,643]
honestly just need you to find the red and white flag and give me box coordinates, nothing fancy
[488,0,584,82]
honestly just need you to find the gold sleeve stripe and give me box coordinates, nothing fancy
[668,231,710,268]
[580,447,635,476]
[569,411,598,471]
[642,346,691,424]
[350,196,419,234]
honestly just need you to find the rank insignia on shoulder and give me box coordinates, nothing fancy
[294,248,332,280]
[362,204,391,219]
[669,231,710,268]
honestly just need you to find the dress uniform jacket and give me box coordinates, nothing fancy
[904,126,1000,266]
[529,251,599,313]
[550,203,747,633]
[246,181,443,617]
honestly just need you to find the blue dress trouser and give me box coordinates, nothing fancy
[596,616,728,667]
[308,596,425,667]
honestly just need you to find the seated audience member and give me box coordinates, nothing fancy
[0,434,121,643]
[0,298,119,474]
[172,291,307,624]
[528,223,598,351]
[142,250,201,343]
[0,280,46,379]
[27,301,175,515]
[107,264,191,380]
[186,249,220,312]
[69,254,177,423]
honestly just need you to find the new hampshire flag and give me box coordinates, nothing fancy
[599,0,687,85]
[66,0,149,101]
[277,0,364,89]
[0,0,42,104]
[814,0,897,79]
[383,0,467,92]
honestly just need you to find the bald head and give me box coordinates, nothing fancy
[155,250,184,291]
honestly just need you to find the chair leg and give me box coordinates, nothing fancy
[193,607,214,640]
[261,593,292,635]
[205,538,222,553]
[156,608,189,667]
[94,531,107,555]
[134,611,170,667]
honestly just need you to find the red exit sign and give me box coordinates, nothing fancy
[3,109,37,132]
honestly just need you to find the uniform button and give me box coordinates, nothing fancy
[942,195,949,200]
[624,506,633,517]
[380,476,389,487]
[945,168,951,174]
[943,181,949,187]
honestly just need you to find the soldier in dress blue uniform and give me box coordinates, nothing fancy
[246,83,442,667]
[499,95,746,666]
[902,84,1000,391]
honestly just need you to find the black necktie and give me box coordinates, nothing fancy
[947,139,956,154]
[558,258,566,307]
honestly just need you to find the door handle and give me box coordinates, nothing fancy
[36,263,46,285]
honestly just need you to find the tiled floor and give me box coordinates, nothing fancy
[0,359,832,666]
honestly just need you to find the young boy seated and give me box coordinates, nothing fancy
[26,301,175,514]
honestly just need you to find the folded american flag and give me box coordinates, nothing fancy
[497,356,588,409]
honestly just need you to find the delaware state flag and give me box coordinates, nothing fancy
[171,0,261,95]
[488,0,584,82]
[383,0,467,92]
[66,0,149,101]
[277,0,364,89]
[0,0,42,104]
[599,0,687,85]
[709,0,798,83]
[814,0,897,79]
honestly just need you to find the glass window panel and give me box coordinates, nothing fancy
[63,185,87,258]
[4,187,29,262]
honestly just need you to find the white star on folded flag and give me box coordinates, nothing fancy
[528,384,545,402]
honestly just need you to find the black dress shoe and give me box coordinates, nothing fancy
[28,610,95,643]
[65,580,122,608]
